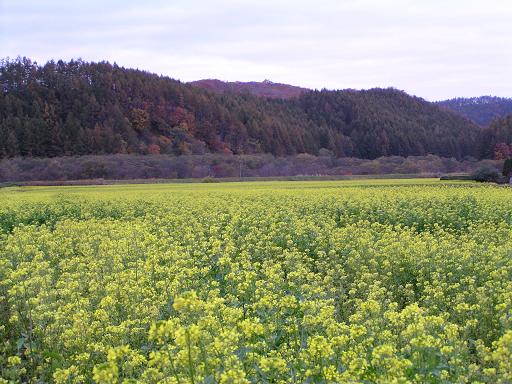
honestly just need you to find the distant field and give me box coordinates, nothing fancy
[0,177,470,199]
[0,172,444,188]
[1,179,511,383]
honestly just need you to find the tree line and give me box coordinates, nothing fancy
[0,153,502,183]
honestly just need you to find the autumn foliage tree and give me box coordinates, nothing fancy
[129,108,150,132]
[494,143,511,160]
[147,144,161,155]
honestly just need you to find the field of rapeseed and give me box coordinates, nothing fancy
[0,179,511,383]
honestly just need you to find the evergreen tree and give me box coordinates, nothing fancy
[503,158,512,178]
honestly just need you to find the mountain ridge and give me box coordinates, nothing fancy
[435,96,512,126]
[189,78,308,99]
[191,79,512,127]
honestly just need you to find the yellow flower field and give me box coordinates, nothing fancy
[1,179,511,383]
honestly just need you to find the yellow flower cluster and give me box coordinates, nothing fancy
[0,179,511,382]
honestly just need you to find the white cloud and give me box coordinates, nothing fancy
[0,0,511,100]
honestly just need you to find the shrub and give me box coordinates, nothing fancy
[471,166,500,182]
[201,176,219,183]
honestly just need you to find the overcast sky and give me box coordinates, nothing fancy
[1,0,511,100]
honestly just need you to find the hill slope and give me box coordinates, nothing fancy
[0,57,482,159]
[189,79,308,99]
[478,113,512,158]
[437,96,512,126]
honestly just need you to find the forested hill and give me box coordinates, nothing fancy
[478,114,512,158]
[0,57,483,159]
[189,79,308,99]
[437,96,512,126]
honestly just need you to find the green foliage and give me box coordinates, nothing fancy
[1,179,512,382]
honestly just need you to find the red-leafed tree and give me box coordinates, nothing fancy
[494,143,511,160]
[171,106,195,133]
[147,144,161,155]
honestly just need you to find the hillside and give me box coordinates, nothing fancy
[478,113,512,158]
[0,57,483,159]
[437,96,512,126]
[189,79,308,99]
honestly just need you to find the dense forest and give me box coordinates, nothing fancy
[478,114,512,158]
[192,81,512,132]
[437,96,512,126]
[0,57,491,160]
